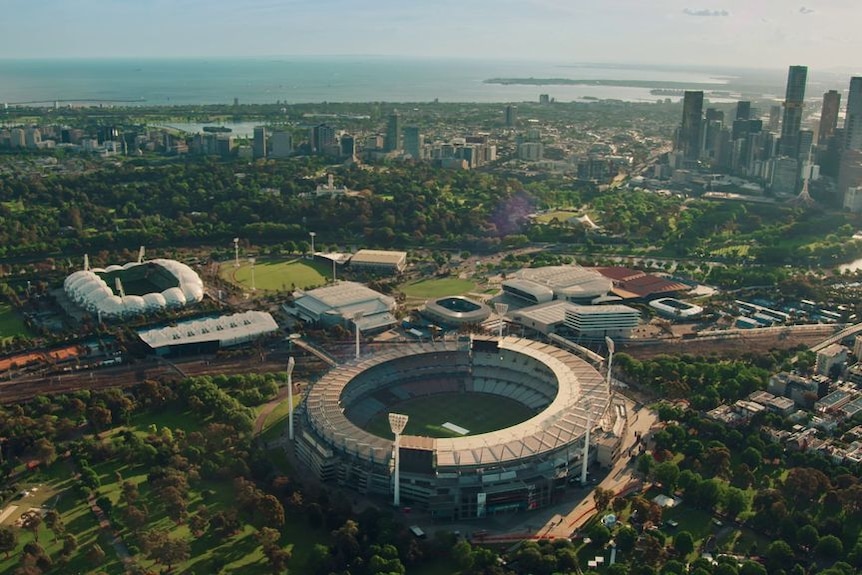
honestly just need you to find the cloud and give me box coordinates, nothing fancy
[799,6,815,14]
[683,8,730,17]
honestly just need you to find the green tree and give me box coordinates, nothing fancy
[674,531,695,556]
[816,535,845,560]
[0,526,17,559]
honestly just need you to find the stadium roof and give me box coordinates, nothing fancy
[305,337,611,468]
[515,266,611,300]
[138,311,278,349]
[292,281,397,333]
[594,267,689,299]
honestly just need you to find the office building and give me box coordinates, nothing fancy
[818,90,841,145]
[845,77,862,152]
[505,105,517,127]
[24,128,41,149]
[768,105,782,132]
[310,124,336,154]
[403,126,423,160]
[772,156,800,195]
[269,131,293,159]
[253,126,267,159]
[798,130,814,161]
[384,112,402,152]
[563,305,640,338]
[340,134,356,158]
[677,91,704,162]
[779,65,808,158]
[518,142,543,161]
[844,186,862,213]
[736,101,751,120]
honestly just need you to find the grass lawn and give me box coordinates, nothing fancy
[399,278,477,299]
[259,395,303,444]
[0,302,32,343]
[364,393,534,439]
[220,258,330,292]
[534,210,579,224]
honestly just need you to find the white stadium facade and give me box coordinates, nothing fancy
[64,259,204,319]
[296,336,615,520]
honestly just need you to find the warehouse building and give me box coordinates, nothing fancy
[564,305,640,338]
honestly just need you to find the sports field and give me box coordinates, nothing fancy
[220,258,331,291]
[0,303,31,344]
[364,392,534,439]
[400,278,476,298]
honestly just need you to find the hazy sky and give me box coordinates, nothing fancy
[1,0,860,70]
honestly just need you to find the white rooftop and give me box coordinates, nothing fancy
[138,311,278,349]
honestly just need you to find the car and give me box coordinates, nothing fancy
[665,520,679,529]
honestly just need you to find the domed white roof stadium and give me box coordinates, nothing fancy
[63,258,204,319]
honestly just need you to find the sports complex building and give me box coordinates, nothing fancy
[64,258,204,319]
[296,336,615,520]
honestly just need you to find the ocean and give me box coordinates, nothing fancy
[0,57,740,106]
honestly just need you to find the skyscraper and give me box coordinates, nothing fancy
[253,126,267,159]
[736,101,751,121]
[310,123,336,154]
[505,105,517,127]
[677,91,704,162]
[403,126,423,160]
[779,65,808,157]
[844,77,862,152]
[818,90,841,145]
[384,112,402,152]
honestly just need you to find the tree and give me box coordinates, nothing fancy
[655,461,680,492]
[797,524,819,550]
[765,540,795,573]
[724,487,749,520]
[87,543,106,564]
[674,531,695,556]
[33,438,56,466]
[816,535,845,560]
[21,511,42,542]
[739,561,768,575]
[61,533,78,557]
[256,494,285,529]
[0,526,17,559]
[152,537,191,572]
[594,487,614,511]
[616,525,638,553]
[43,509,64,541]
[588,522,611,547]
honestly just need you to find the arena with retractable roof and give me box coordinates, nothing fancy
[296,336,612,520]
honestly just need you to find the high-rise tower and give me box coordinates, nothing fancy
[384,112,402,152]
[844,77,862,152]
[818,90,841,145]
[779,65,808,157]
[677,91,704,162]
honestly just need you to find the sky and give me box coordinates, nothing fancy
[0,0,860,70]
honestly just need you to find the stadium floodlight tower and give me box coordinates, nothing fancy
[287,356,296,441]
[353,310,364,359]
[249,257,256,291]
[580,400,593,487]
[605,336,615,392]
[309,231,316,259]
[233,238,240,267]
[388,412,409,507]
[493,302,509,341]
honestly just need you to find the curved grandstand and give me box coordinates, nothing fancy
[297,337,612,520]
[64,259,204,319]
[420,296,491,327]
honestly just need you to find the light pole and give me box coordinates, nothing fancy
[353,310,364,359]
[605,336,615,391]
[581,400,593,487]
[309,231,316,259]
[494,302,509,341]
[332,258,337,283]
[249,257,256,291]
[233,238,240,267]
[388,412,409,507]
[287,356,296,441]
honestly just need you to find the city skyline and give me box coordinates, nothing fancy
[0,0,861,70]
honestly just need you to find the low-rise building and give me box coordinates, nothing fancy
[564,305,640,339]
[289,281,397,334]
[349,249,407,274]
[817,343,848,376]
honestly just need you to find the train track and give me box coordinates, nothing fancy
[0,353,328,404]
